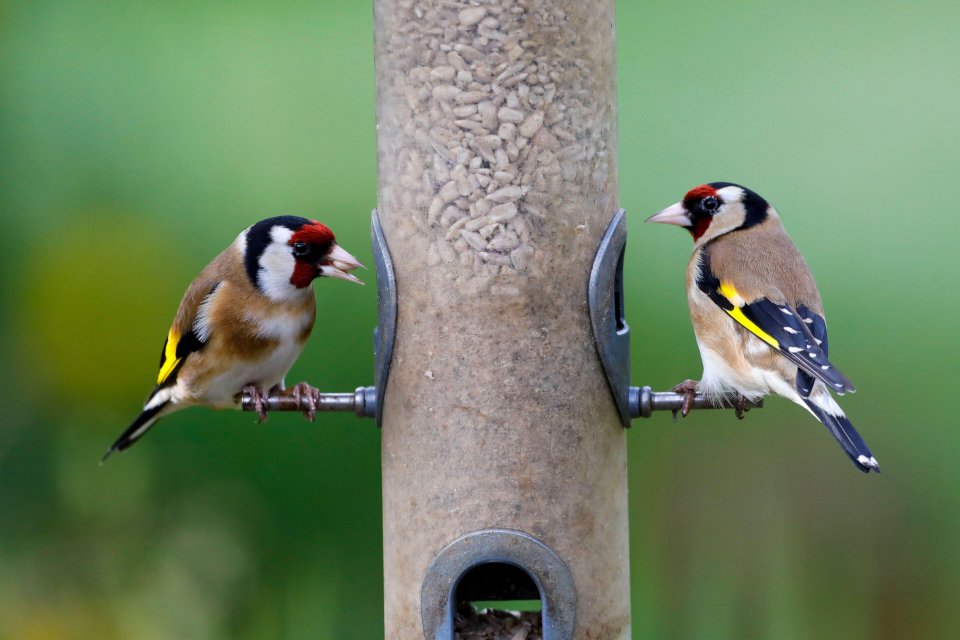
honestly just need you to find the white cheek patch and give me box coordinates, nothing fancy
[715,185,746,203]
[694,186,748,244]
[257,226,301,301]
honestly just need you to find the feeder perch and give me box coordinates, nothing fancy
[240,209,760,423]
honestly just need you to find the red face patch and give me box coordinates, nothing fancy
[683,184,717,204]
[288,221,336,288]
[691,217,712,241]
[682,185,718,242]
[290,221,335,246]
[290,262,316,288]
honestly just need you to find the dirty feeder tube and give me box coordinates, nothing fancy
[374,1,629,638]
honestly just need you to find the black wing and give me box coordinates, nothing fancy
[793,304,847,396]
[697,254,855,395]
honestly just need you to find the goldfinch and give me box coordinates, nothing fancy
[647,183,879,473]
[103,216,364,461]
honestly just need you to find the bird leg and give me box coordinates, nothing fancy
[286,382,321,422]
[243,384,269,423]
[671,379,700,419]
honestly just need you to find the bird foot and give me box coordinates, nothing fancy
[287,382,321,422]
[671,379,700,420]
[243,385,269,423]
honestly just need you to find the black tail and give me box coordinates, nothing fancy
[803,397,879,473]
[101,401,170,463]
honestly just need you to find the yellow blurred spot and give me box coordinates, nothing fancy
[16,212,191,411]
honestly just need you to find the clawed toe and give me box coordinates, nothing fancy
[734,393,751,420]
[671,379,699,418]
[290,382,320,422]
[243,384,269,423]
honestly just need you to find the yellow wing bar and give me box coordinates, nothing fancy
[157,329,182,385]
[718,282,780,349]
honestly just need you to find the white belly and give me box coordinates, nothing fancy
[202,339,306,408]
[696,338,802,405]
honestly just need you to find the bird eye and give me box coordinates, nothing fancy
[292,242,310,256]
[701,196,719,213]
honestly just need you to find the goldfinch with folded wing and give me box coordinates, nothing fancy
[648,183,879,473]
[103,216,364,461]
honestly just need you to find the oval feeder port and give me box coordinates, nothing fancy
[421,529,576,640]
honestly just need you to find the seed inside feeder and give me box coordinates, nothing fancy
[375,0,617,294]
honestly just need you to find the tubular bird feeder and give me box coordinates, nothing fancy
[374,1,628,637]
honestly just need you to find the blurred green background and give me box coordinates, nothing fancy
[1,0,956,638]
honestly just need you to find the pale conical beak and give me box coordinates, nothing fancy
[319,244,366,285]
[646,202,692,227]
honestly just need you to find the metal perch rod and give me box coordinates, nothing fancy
[240,386,376,418]
[630,386,763,419]
[240,385,760,421]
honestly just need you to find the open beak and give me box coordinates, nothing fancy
[319,244,366,285]
[646,202,692,227]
